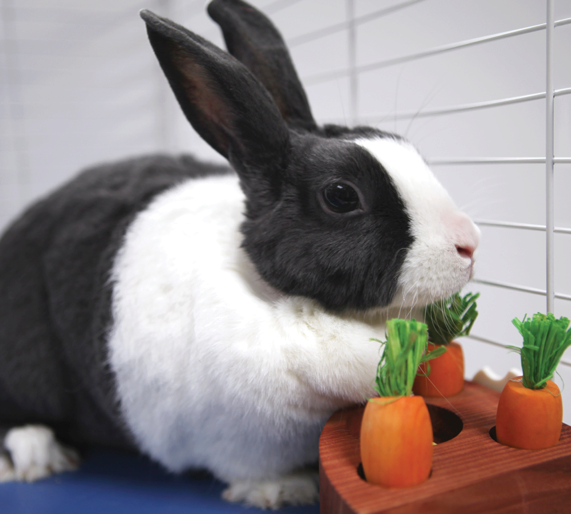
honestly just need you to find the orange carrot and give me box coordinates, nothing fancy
[413,341,464,397]
[361,396,433,488]
[413,292,478,398]
[361,319,435,488]
[495,313,570,450]
[496,377,562,450]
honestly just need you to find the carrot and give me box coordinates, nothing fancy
[361,396,432,488]
[413,292,479,397]
[361,319,438,488]
[496,378,562,449]
[496,313,571,450]
[414,341,464,397]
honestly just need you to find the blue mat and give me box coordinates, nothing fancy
[0,447,321,514]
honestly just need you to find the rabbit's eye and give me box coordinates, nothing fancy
[322,182,361,214]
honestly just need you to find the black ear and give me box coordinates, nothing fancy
[140,9,290,200]
[207,0,317,131]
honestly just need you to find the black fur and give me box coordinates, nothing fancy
[0,155,229,447]
[241,132,412,311]
[207,0,317,131]
[141,8,290,214]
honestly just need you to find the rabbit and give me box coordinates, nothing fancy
[0,0,480,509]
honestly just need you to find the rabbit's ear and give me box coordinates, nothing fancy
[140,10,289,198]
[207,0,317,131]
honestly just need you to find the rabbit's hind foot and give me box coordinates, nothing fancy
[222,470,319,510]
[1,425,79,482]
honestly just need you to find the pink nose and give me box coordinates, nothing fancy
[451,212,480,261]
[456,244,475,260]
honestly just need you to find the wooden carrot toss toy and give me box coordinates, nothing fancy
[496,313,571,450]
[413,292,479,397]
[320,315,571,511]
[360,319,443,488]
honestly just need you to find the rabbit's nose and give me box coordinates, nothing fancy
[456,244,475,260]
[451,213,480,262]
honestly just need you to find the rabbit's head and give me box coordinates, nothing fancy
[140,0,479,313]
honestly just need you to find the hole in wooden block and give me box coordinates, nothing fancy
[357,462,366,480]
[427,404,463,444]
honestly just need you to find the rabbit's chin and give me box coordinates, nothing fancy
[391,251,475,310]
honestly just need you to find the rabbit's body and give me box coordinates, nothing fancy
[0,0,481,508]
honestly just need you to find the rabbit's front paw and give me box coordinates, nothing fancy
[3,425,79,482]
[222,470,319,509]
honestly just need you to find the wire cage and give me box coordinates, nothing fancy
[1,0,570,419]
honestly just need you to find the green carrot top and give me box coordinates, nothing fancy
[509,313,571,390]
[372,319,445,397]
[424,292,479,346]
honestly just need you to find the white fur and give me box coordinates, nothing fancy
[2,425,78,482]
[222,470,319,509]
[355,138,480,308]
[108,174,391,487]
[107,148,478,506]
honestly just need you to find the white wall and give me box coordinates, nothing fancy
[2,0,571,421]
[0,0,179,229]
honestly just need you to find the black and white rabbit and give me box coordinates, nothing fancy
[0,0,480,508]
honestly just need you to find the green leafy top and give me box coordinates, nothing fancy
[509,313,571,390]
[372,319,446,397]
[424,292,480,346]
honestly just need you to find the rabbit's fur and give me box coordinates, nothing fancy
[0,0,480,508]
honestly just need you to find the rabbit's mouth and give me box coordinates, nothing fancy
[385,206,479,310]
[393,243,477,310]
